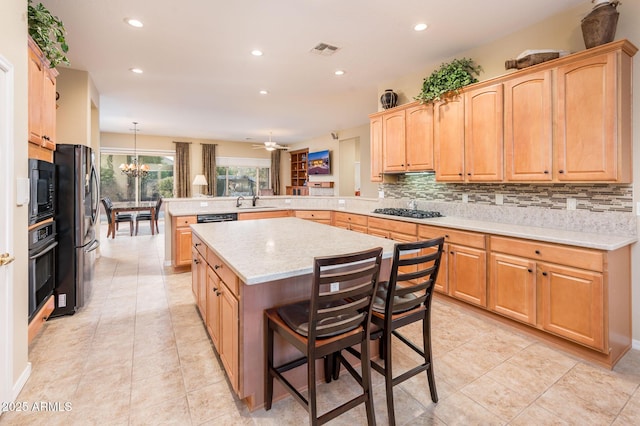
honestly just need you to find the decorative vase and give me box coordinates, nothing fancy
[380,89,398,109]
[581,0,620,49]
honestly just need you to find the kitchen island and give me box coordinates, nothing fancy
[190,217,397,410]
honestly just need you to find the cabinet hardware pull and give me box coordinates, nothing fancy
[527,269,533,273]
[216,291,221,296]
[214,264,221,270]
[467,173,471,176]
[544,170,549,174]
[213,287,218,292]
[444,235,449,238]
[458,173,463,176]
[535,250,541,255]
[195,242,201,247]
[542,272,548,276]
[559,170,564,174]
[450,251,454,254]
[193,259,199,264]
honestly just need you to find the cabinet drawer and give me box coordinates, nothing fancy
[192,233,207,257]
[174,215,196,227]
[368,217,417,236]
[419,225,485,249]
[207,250,239,295]
[490,236,603,272]
[295,210,331,220]
[333,212,368,226]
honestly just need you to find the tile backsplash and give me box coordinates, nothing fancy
[380,173,633,213]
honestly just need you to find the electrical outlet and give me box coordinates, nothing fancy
[199,202,208,207]
[330,282,339,292]
[58,294,67,308]
[338,199,345,205]
[495,194,503,205]
[284,198,291,204]
[567,198,577,210]
[462,194,469,203]
[378,191,385,199]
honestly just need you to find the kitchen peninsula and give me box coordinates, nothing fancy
[190,217,397,410]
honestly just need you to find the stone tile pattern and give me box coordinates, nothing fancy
[3,219,640,425]
[381,173,633,213]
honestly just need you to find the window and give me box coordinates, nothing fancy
[100,151,175,203]
[215,157,271,197]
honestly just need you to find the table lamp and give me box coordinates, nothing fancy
[192,174,208,197]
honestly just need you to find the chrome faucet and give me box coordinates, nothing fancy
[236,196,245,207]
[252,195,259,207]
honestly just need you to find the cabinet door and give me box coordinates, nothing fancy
[464,83,503,181]
[405,103,434,171]
[370,115,383,182]
[382,109,406,172]
[540,263,604,351]
[206,267,221,350]
[176,228,193,266]
[555,51,617,181]
[434,97,465,181]
[191,246,199,299]
[504,70,553,181]
[41,68,57,149]
[219,284,239,391]
[197,252,207,317]
[489,253,536,325]
[448,244,486,307]
[28,47,44,146]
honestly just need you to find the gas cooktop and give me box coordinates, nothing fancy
[373,208,443,219]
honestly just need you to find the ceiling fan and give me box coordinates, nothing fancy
[252,133,289,151]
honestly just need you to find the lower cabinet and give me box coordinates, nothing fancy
[419,225,487,307]
[294,210,332,224]
[332,211,368,233]
[191,244,207,317]
[489,253,536,325]
[238,210,290,220]
[173,215,196,267]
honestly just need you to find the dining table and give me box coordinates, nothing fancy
[109,201,157,238]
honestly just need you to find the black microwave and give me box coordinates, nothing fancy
[29,159,56,225]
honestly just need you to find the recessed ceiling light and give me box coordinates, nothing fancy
[334,70,345,76]
[259,90,268,95]
[414,23,428,31]
[130,68,143,74]
[251,50,263,56]
[125,18,144,28]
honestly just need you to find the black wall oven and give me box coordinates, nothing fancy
[29,221,57,321]
[28,159,56,225]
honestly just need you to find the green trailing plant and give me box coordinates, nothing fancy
[27,0,69,68]
[415,57,482,103]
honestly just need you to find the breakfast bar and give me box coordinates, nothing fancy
[190,217,397,410]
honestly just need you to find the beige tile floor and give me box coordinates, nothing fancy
[2,219,640,425]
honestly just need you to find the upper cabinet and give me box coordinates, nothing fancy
[369,115,383,182]
[371,39,637,184]
[28,37,58,152]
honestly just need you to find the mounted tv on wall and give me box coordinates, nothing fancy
[308,149,331,175]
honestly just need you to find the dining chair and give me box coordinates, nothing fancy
[340,238,444,426]
[135,197,162,235]
[101,198,133,238]
[264,247,383,426]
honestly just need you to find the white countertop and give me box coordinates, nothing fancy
[191,217,398,285]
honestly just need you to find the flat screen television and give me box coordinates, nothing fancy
[308,150,331,175]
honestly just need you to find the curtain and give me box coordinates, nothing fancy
[202,144,217,196]
[271,149,281,195]
[175,142,191,198]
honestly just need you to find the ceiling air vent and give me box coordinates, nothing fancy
[310,42,340,56]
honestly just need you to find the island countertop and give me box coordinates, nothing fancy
[191,217,398,285]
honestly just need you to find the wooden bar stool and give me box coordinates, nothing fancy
[264,247,383,426]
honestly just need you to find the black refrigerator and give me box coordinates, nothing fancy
[53,144,100,316]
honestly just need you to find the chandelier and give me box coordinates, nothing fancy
[119,121,149,178]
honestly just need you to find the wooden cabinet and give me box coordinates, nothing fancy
[369,114,383,182]
[464,83,503,182]
[191,234,207,316]
[434,96,465,181]
[554,46,633,182]
[288,149,309,195]
[294,210,332,224]
[488,235,630,358]
[367,216,417,242]
[382,109,406,172]
[238,210,290,220]
[172,215,196,268]
[28,37,57,152]
[332,211,368,233]
[504,70,553,181]
[405,103,435,171]
[419,225,486,307]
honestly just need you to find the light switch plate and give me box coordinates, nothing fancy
[330,282,339,292]
[16,177,29,206]
[567,198,577,210]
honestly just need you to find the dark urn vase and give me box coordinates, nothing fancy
[380,89,398,109]
[581,0,620,49]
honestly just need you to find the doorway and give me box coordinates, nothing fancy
[0,55,15,407]
[338,137,360,197]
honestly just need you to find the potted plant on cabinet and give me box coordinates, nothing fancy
[27,0,69,68]
[415,57,482,103]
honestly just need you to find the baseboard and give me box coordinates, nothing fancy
[11,362,31,401]
[633,339,640,351]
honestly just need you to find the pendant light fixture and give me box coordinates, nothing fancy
[119,121,149,178]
